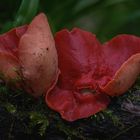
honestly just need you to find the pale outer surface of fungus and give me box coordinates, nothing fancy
[102,53,140,96]
[19,13,59,97]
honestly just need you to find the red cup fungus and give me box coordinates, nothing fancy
[46,28,140,121]
[0,13,59,97]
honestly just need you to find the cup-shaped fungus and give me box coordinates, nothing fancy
[0,13,59,97]
[46,28,140,121]
[0,25,27,84]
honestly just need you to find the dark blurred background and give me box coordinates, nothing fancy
[0,0,140,42]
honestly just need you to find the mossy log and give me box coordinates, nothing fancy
[0,82,139,140]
